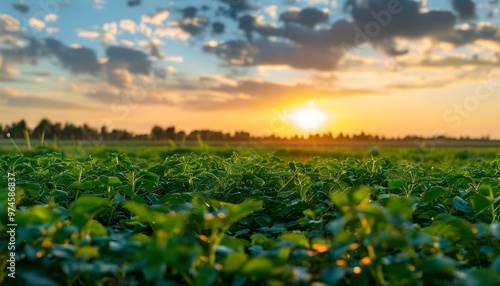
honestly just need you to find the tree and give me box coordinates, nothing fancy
[8,120,28,138]
[34,118,55,139]
[151,126,165,140]
[166,127,175,140]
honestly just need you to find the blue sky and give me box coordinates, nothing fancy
[1,0,500,137]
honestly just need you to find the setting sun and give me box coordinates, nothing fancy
[290,101,327,131]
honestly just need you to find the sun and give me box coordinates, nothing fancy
[289,101,327,131]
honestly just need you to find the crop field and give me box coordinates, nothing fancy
[1,146,500,286]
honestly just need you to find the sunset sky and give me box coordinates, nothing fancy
[1,0,499,138]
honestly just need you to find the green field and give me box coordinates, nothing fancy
[1,144,500,285]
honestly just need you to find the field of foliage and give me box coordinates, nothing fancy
[1,148,500,285]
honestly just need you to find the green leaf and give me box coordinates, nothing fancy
[241,257,274,278]
[129,233,151,243]
[388,180,405,189]
[461,269,500,286]
[418,255,457,277]
[469,194,492,213]
[195,265,218,286]
[421,187,447,203]
[88,220,107,237]
[224,253,249,273]
[321,266,345,285]
[69,196,108,228]
[223,199,262,225]
[75,246,99,261]
[492,255,500,272]
[69,181,93,189]
[330,192,350,207]
[453,196,474,213]
[279,233,309,248]
[348,186,371,205]
[477,185,494,197]
[105,176,122,186]
[22,271,58,286]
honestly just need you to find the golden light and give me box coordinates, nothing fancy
[289,101,327,131]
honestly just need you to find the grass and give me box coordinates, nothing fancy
[0,144,500,285]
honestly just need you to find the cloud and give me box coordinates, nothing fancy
[0,14,20,33]
[154,26,190,41]
[452,0,477,20]
[45,14,58,23]
[264,5,279,19]
[100,33,116,44]
[120,40,135,47]
[1,35,158,88]
[107,68,133,87]
[46,27,60,34]
[204,35,342,71]
[419,56,500,68]
[12,3,29,13]
[29,18,46,32]
[440,23,500,46]
[0,86,82,109]
[105,46,151,75]
[212,22,225,34]
[279,7,329,28]
[120,19,136,34]
[44,38,101,74]
[103,22,118,35]
[345,0,456,41]
[77,29,100,39]
[216,0,254,20]
[178,16,209,36]
[0,14,23,45]
[141,10,169,26]
[127,0,141,7]
[185,78,378,109]
[164,56,183,62]
[206,1,463,71]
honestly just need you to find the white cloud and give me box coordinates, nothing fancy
[103,22,118,35]
[120,19,136,34]
[29,18,46,32]
[164,56,183,63]
[107,68,133,88]
[164,66,176,73]
[139,23,153,37]
[77,29,99,38]
[55,76,66,83]
[307,0,337,7]
[154,27,190,41]
[264,5,278,19]
[45,14,58,22]
[141,10,169,26]
[200,75,238,87]
[100,32,116,44]
[46,27,60,34]
[0,14,21,45]
[120,40,135,47]
[0,87,25,98]
[0,14,20,33]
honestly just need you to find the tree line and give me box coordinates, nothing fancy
[0,118,493,142]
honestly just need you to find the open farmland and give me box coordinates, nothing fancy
[1,147,500,285]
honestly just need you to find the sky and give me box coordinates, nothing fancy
[0,0,499,138]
